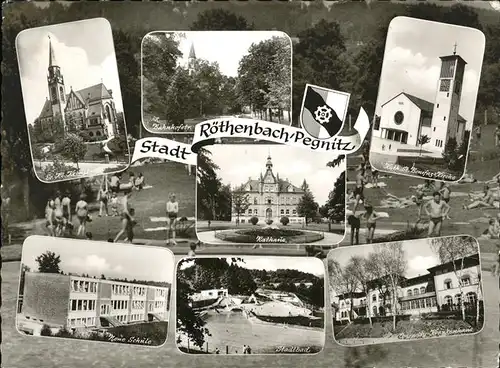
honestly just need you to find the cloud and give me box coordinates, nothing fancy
[408,256,437,276]
[17,29,123,125]
[66,255,123,275]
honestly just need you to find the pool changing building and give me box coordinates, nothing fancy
[20,272,170,329]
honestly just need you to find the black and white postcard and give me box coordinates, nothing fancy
[16,236,174,346]
[16,18,131,183]
[176,256,325,354]
[369,17,485,182]
[15,161,197,246]
[329,235,483,346]
[141,31,292,134]
[196,144,346,248]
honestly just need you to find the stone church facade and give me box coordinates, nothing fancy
[231,155,306,224]
[32,37,120,143]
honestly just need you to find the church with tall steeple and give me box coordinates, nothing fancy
[231,153,306,224]
[32,36,120,143]
[374,43,468,155]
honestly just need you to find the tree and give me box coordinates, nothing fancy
[347,256,373,326]
[197,148,223,221]
[371,243,407,330]
[430,236,478,321]
[163,67,199,126]
[324,171,346,223]
[293,20,347,125]
[190,59,224,116]
[327,155,346,169]
[417,135,430,157]
[60,133,87,169]
[190,9,254,31]
[442,137,459,171]
[231,191,250,226]
[176,264,210,349]
[35,251,61,273]
[328,259,359,323]
[298,190,318,225]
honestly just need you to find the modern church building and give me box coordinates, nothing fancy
[373,46,468,155]
[231,154,306,224]
[32,37,120,142]
[333,254,482,322]
[19,272,170,330]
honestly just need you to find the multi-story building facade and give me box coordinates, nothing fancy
[231,154,306,224]
[332,254,481,321]
[334,292,367,321]
[20,272,170,329]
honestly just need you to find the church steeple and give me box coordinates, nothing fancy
[49,36,57,67]
[188,42,196,76]
[189,43,196,59]
[46,35,67,135]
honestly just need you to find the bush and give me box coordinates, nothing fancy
[250,216,259,225]
[40,324,52,336]
[54,326,72,338]
[266,219,273,225]
[280,216,290,226]
[39,158,81,181]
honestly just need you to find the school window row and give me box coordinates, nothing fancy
[133,286,146,296]
[67,317,96,327]
[112,300,128,310]
[132,300,145,309]
[112,285,131,295]
[71,280,98,293]
[129,314,144,322]
[155,289,166,298]
[69,299,97,311]
[154,301,165,308]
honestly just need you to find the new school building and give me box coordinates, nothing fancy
[19,272,170,329]
[333,254,482,321]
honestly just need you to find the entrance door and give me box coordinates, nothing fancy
[266,208,272,219]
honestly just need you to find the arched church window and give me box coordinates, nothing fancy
[89,132,94,137]
[394,111,404,125]
[96,131,101,136]
[60,87,65,102]
[105,105,112,121]
[253,198,257,205]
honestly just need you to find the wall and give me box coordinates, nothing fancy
[22,272,70,326]
[376,94,422,146]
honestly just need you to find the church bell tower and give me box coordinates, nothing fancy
[430,43,467,150]
[47,36,67,134]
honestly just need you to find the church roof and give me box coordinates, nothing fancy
[73,83,112,102]
[382,92,467,123]
[38,99,53,119]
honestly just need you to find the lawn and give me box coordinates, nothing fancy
[2,258,498,367]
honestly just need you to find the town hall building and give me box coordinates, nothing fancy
[231,154,306,224]
[32,37,120,143]
[373,46,468,155]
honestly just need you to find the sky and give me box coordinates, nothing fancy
[173,31,291,78]
[329,239,446,280]
[180,256,325,277]
[375,16,485,130]
[16,18,124,126]
[22,236,174,283]
[206,144,345,205]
